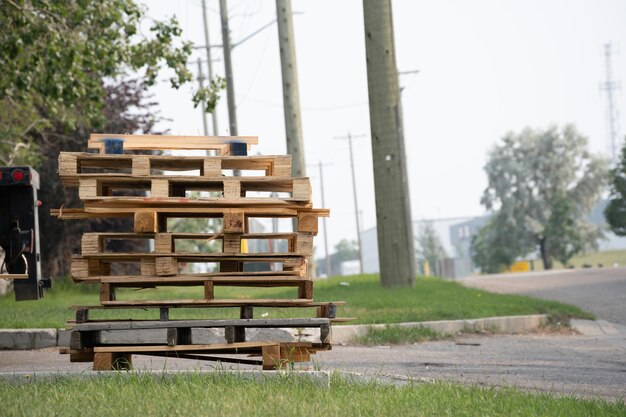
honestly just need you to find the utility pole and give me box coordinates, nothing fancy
[201,0,219,136]
[219,0,238,137]
[362,0,416,287]
[334,133,366,275]
[276,0,306,178]
[600,43,621,163]
[196,58,209,136]
[318,161,332,277]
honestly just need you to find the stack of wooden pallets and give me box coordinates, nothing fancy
[53,134,345,370]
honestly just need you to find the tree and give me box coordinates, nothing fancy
[605,143,626,235]
[415,222,446,272]
[0,0,223,163]
[474,125,607,271]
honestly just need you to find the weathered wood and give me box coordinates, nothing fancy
[69,349,95,363]
[223,212,245,233]
[94,341,277,353]
[93,352,132,371]
[134,211,158,233]
[155,257,177,276]
[70,318,331,332]
[159,308,169,321]
[132,157,151,176]
[262,344,282,370]
[297,212,318,234]
[101,298,313,307]
[88,134,258,153]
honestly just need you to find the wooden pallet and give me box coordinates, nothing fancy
[51,208,326,235]
[72,253,308,278]
[69,301,343,323]
[88,134,258,155]
[80,231,314,257]
[75,176,311,205]
[64,341,329,370]
[68,318,332,349]
[59,152,292,186]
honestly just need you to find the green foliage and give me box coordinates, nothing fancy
[333,239,359,262]
[0,0,224,163]
[416,221,447,269]
[605,143,626,236]
[474,125,608,271]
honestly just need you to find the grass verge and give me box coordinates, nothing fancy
[354,325,448,345]
[0,274,594,328]
[0,373,623,417]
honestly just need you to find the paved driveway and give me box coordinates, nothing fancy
[459,267,626,325]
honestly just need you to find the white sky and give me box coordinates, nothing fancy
[144,0,626,256]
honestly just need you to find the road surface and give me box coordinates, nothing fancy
[460,267,626,325]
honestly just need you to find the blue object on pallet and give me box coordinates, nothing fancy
[102,138,124,154]
[229,141,247,156]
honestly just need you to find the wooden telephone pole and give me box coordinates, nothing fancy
[362,0,416,287]
[276,0,306,178]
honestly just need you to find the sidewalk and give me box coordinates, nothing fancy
[0,314,549,350]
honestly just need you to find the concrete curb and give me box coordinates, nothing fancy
[0,314,548,350]
[330,314,549,343]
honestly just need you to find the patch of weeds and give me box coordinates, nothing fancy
[354,325,449,345]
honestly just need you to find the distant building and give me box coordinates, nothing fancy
[360,199,626,278]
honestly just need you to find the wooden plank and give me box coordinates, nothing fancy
[140,258,157,276]
[134,211,158,233]
[101,298,313,307]
[81,234,102,256]
[292,178,312,201]
[223,212,245,233]
[262,344,282,370]
[68,299,346,310]
[151,179,170,198]
[155,257,178,276]
[93,352,132,370]
[222,179,241,199]
[203,159,221,177]
[94,341,276,353]
[297,212,319,234]
[74,270,302,283]
[89,134,258,153]
[74,253,304,261]
[155,233,173,253]
[53,207,329,218]
[71,318,330,331]
[132,156,151,176]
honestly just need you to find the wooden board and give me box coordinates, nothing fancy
[88,134,258,154]
[94,341,278,353]
[71,317,331,331]
[69,301,345,310]
[59,152,292,186]
[81,232,314,257]
[51,207,329,218]
[100,298,313,307]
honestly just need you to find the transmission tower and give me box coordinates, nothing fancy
[600,43,621,163]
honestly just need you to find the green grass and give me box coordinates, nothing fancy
[355,325,447,345]
[0,373,622,417]
[0,274,594,328]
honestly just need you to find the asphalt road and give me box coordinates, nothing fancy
[459,267,626,325]
[2,330,625,401]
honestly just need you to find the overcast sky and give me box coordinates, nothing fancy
[143,0,626,256]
